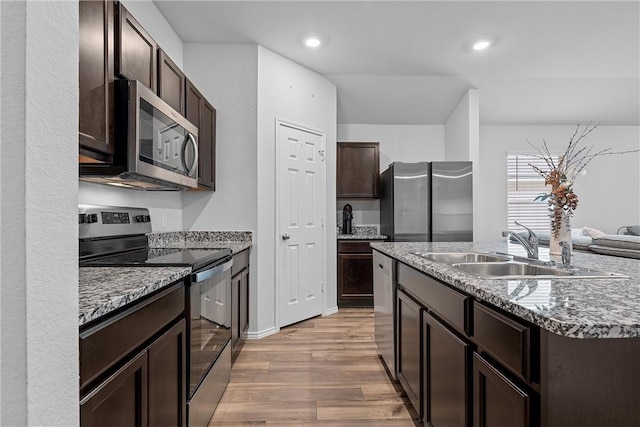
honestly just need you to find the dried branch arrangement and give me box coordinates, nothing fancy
[527,122,639,238]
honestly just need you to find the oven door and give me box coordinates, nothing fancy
[188,258,232,397]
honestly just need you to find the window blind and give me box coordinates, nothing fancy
[507,154,557,233]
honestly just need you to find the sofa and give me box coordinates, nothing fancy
[510,225,640,259]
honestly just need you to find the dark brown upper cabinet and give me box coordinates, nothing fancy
[116,3,157,92]
[79,0,115,163]
[185,79,216,190]
[337,142,380,198]
[157,49,185,115]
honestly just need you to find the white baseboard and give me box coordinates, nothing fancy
[324,306,339,316]
[245,326,278,340]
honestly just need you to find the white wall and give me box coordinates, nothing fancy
[257,46,338,331]
[182,44,258,232]
[120,0,183,68]
[338,124,445,170]
[1,1,78,425]
[181,43,259,334]
[477,125,640,242]
[444,90,480,241]
[79,183,184,231]
[78,0,185,232]
[336,124,445,227]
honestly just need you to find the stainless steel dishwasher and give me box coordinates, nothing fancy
[373,249,396,379]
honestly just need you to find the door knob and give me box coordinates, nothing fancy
[281,233,291,240]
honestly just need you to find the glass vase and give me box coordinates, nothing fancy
[549,210,572,256]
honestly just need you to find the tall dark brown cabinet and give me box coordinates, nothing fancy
[185,79,216,190]
[337,142,380,198]
[79,0,114,163]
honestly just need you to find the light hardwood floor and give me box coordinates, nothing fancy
[209,308,420,426]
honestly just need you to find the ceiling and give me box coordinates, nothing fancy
[154,1,639,125]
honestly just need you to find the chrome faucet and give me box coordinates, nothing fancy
[501,221,539,259]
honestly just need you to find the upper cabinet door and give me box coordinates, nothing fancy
[157,49,185,115]
[116,3,157,91]
[185,79,216,191]
[337,142,380,198]
[79,0,114,162]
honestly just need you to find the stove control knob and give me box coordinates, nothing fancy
[78,214,87,224]
[135,215,143,223]
[144,215,151,223]
[86,214,98,224]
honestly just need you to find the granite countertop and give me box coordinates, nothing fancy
[371,241,640,339]
[337,234,388,240]
[79,266,191,327]
[79,231,253,326]
[147,231,252,254]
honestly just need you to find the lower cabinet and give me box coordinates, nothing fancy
[394,262,533,427]
[396,290,422,416]
[79,282,186,427]
[423,311,470,427]
[473,352,530,427]
[80,350,148,427]
[338,240,375,307]
[81,319,186,427]
[231,249,250,361]
[148,320,187,427]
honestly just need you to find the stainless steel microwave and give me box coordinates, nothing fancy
[80,80,199,190]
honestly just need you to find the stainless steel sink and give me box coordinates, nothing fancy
[452,262,569,277]
[411,252,512,263]
[411,251,627,279]
[451,261,628,279]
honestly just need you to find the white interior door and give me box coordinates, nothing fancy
[277,121,325,328]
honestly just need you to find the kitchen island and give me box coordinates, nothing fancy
[371,241,640,427]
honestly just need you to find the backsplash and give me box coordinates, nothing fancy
[148,231,253,248]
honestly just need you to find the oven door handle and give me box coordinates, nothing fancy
[191,259,233,283]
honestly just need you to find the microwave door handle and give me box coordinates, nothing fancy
[181,133,199,175]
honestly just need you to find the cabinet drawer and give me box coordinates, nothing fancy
[397,263,469,335]
[232,249,249,276]
[338,241,373,253]
[473,302,531,383]
[80,282,184,391]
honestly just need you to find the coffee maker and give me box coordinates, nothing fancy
[342,204,353,234]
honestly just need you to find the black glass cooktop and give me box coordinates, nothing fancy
[80,247,232,271]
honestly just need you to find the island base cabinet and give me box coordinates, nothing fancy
[80,350,148,427]
[423,311,470,427]
[473,353,530,427]
[397,290,422,418]
[540,331,640,427]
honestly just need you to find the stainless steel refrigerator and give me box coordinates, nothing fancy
[380,161,473,242]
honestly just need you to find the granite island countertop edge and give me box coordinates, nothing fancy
[371,241,640,339]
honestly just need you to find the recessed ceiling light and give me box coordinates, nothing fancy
[472,39,491,51]
[304,36,321,48]
[468,35,499,52]
[301,33,326,49]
